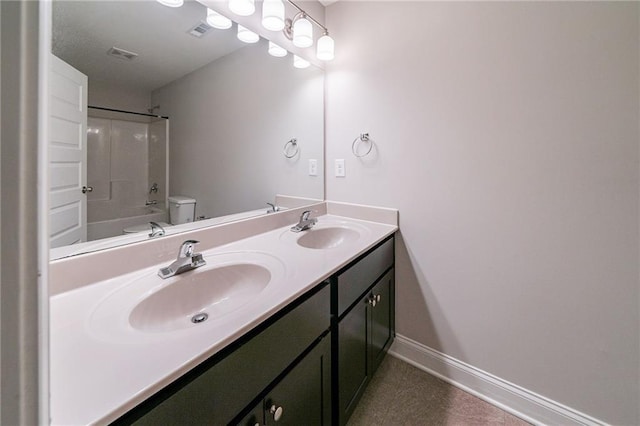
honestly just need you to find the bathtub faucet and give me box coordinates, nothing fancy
[145,200,157,206]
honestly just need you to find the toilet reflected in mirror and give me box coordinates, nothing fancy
[122,196,195,235]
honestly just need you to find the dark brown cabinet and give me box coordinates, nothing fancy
[368,269,394,375]
[238,336,331,426]
[335,238,395,425]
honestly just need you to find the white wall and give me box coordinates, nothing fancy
[152,41,324,219]
[325,2,639,424]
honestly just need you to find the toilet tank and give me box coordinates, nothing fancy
[168,196,196,225]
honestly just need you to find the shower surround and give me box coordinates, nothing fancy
[86,116,167,240]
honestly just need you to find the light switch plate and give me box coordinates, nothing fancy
[309,159,318,176]
[335,159,345,177]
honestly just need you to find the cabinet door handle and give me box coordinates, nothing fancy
[368,295,377,307]
[368,294,382,307]
[269,404,284,422]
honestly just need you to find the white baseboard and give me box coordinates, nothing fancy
[388,334,607,426]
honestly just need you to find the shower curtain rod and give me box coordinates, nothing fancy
[88,105,169,119]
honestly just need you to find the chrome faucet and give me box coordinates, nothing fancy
[158,240,206,279]
[145,200,158,206]
[149,182,159,194]
[266,202,281,213]
[290,210,317,232]
[148,221,165,238]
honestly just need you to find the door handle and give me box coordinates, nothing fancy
[82,186,93,194]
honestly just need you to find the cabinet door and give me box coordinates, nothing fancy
[264,336,331,426]
[337,268,395,425]
[368,268,394,375]
[337,297,368,424]
[238,402,263,426]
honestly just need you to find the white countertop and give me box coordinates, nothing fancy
[50,214,397,425]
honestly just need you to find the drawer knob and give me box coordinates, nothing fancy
[269,404,284,421]
[368,294,382,307]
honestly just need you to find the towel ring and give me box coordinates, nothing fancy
[352,133,373,158]
[283,138,299,158]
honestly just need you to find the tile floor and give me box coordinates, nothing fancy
[347,355,531,426]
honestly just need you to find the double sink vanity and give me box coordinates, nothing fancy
[49,202,398,425]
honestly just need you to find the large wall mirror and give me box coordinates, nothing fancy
[50,0,324,260]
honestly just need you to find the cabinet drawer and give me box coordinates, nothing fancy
[127,283,330,426]
[337,238,393,317]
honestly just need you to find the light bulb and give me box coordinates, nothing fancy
[292,16,313,48]
[157,0,183,7]
[237,25,259,43]
[316,33,334,61]
[262,0,285,31]
[268,41,287,57]
[206,9,232,29]
[228,0,255,16]
[293,55,310,69]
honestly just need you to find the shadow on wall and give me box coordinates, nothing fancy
[394,230,466,378]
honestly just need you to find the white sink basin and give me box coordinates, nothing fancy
[296,226,360,249]
[130,263,271,332]
[89,251,286,342]
[280,218,370,250]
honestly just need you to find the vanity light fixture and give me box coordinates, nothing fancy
[292,14,313,47]
[293,55,310,69]
[316,31,335,61]
[283,0,334,61]
[229,0,255,16]
[156,0,183,7]
[268,41,288,58]
[262,0,285,31]
[237,25,259,43]
[206,8,232,29]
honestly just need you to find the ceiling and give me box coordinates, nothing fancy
[52,0,246,93]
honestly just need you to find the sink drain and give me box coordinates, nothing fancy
[191,312,209,324]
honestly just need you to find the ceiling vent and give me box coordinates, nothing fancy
[188,21,213,38]
[107,47,138,61]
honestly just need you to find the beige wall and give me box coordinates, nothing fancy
[325,2,639,424]
[87,79,151,114]
[1,1,41,424]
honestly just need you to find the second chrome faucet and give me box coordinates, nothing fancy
[291,210,317,233]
